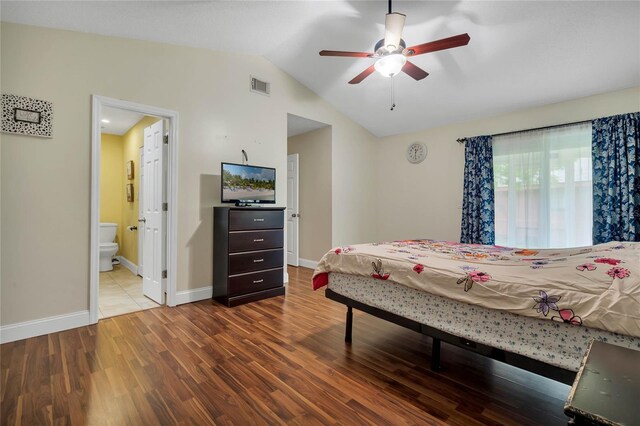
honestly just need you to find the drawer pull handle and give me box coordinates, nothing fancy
[253,239,264,242]
[253,259,264,263]
[254,218,265,222]
[253,279,264,284]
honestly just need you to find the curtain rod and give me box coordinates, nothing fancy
[456,118,592,143]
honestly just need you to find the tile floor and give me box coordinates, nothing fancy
[99,264,160,319]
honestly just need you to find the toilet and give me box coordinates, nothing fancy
[99,223,119,272]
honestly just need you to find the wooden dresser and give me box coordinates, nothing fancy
[213,207,286,306]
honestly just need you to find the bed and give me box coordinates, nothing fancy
[313,240,640,384]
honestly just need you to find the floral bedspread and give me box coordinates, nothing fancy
[313,240,640,338]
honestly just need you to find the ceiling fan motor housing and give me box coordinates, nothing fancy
[375,38,406,56]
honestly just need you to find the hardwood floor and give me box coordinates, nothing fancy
[1,266,570,425]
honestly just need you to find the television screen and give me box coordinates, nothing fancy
[221,162,276,205]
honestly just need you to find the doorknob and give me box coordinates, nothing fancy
[138,217,146,223]
[291,213,300,218]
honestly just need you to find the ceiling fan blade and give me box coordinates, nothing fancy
[405,33,470,56]
[348,64,376,84]
[384,12,406,52]
[402,61,429,81]
[319,50,373,58]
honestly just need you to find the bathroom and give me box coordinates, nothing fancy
[99,107,163,318]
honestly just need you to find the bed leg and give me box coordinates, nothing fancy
[345,306,353,343]
[431,338,441,371]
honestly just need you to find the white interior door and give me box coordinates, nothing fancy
[142,120,165,304]
[137,147,144,277]
[287,154,299,266]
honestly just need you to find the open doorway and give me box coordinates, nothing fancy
[286,114,332,269]
[97,108,163,318]
[90,96,179,323]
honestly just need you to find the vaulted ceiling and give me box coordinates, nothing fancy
[3,1,639,137]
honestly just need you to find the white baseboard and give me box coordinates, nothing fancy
[117,256,138,275]
[174,286,213,305]
[298,258,318,269]
[0,310,90,344]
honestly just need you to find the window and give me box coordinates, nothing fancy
[493,123,592,248]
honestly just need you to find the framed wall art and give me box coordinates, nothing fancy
[126,184,134,202]
[1,94,53,138]
[127,160,134,180]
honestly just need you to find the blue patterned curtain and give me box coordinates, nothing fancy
[460,135,495,244]
[592,112,640,243]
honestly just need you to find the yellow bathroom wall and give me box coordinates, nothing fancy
[100,134,124,249]
[119,116,162,266]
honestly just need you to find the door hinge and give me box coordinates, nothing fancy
[162,202,168,211]
[163,135,169,144]
[162,270,167,279]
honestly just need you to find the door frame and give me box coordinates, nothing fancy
[90,95,179,324]
[286,153,299,267]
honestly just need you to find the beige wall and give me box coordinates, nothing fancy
[100,133,124,248]
[119,116,161,265]
[376,86,640,242]
[0,23,378,326]
[287,126,332,262]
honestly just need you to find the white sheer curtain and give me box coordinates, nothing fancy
[493,123,592,248]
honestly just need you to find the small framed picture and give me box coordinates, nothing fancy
[126,184,134,202]
[127,160,134,180]
[1,94,53,138]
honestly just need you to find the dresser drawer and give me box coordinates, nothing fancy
[229,210,283,231]
[229,249,283,275]
[229,268,283,296]
[228,230,283,253]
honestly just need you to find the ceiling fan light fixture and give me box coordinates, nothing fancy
[374,53,406,77]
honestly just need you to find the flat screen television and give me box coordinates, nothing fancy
[221,162,276,206]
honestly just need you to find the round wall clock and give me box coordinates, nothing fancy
[406,142,428,164]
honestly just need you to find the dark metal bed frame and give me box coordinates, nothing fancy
[326,288,577,385]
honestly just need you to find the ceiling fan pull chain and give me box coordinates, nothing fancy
[390,76,396,111]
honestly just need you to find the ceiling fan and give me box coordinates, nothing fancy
[319,0,470,84]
